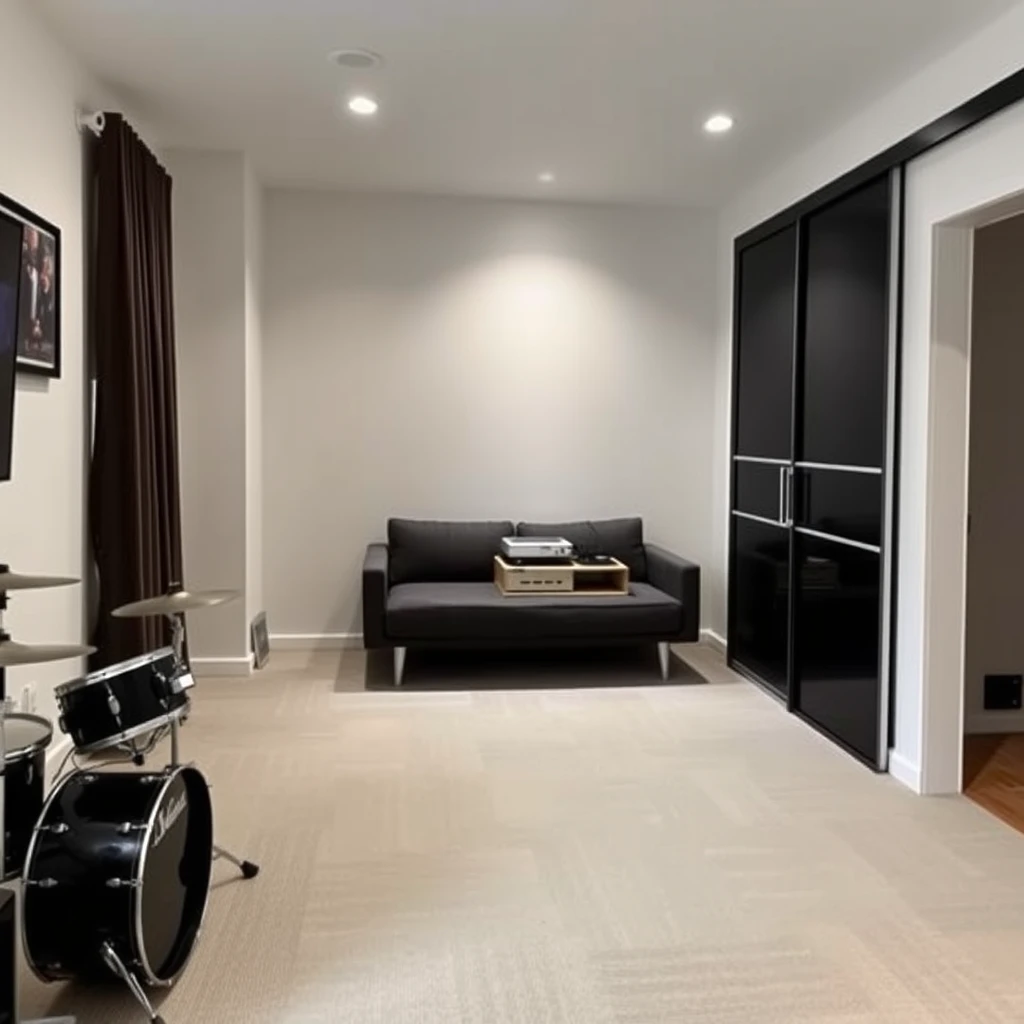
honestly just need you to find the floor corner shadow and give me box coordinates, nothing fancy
[356,645,707,692]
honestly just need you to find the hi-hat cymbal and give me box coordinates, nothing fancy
[112,588,240,619]
[0,571,81,592]
[0,640,95,668]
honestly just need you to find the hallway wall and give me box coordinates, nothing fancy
[964,214,1024,734]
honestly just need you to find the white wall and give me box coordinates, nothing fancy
[168,150,251,671]
[964,215,1024,734]
[263,192,717,641]
[169,148,264,673]
[0,0,124,731]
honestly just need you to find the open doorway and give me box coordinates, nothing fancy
[961,213,1024,832]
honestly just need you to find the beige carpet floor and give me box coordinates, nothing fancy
[16,643,1024,1023]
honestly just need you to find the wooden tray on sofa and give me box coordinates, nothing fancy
[494,556,629,597]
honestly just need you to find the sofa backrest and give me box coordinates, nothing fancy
[516,517,647,581]
[388,519,514,585]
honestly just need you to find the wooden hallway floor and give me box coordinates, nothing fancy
[964,733,1024,835]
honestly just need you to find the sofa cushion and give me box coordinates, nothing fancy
[517,518,647,581]
[388,519,514,585]
[386,582,681,641]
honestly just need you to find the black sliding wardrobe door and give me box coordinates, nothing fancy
[729,173,896,770]
[729,225,798,700]
[791,175,892,766]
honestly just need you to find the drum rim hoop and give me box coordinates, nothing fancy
[56,647,177,697]
[69,704,189,754]
[133,763,213,986]
[2,712,53,762]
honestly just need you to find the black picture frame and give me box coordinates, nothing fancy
[250,612,270,670]
[0,190,61,379]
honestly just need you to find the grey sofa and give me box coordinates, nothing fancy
[362,517,700,685]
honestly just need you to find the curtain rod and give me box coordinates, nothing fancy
[76,110,106,138]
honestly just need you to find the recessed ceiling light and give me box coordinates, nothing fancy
[347,95,379,117]
[329,49,383,70]
[704,113,734,134]
[538,171,556,184]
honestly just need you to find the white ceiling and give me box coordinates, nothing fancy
[36,0,1020,206]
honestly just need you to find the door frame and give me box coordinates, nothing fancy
[899,98,1024,794]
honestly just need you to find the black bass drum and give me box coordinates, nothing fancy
[22,765,213,987]
[2,713,52,879]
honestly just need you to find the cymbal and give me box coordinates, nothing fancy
[112,588,240,619]
[0,571,80,592]
[0,640,95,668]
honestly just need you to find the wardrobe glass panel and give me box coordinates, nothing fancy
[795,534,881,763]
[796,470,882,549]
[735,462,786,523]
[801,177,890,468]
[735,226,797,460]
[732,517,791,698]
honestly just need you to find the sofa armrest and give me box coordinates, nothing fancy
[362,543,390,649]
[645,544,700,642]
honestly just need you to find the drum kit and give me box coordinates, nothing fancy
[0,569,258,1024]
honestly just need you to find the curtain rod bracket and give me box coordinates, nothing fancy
[76,110,106,138]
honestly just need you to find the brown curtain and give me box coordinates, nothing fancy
[89,113,183,669]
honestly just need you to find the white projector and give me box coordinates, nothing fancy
[500,536,574,561]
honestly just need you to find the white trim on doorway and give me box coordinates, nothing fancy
[888,750,922,792]
[898,95,1024,795]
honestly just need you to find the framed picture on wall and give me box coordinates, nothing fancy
[251,612,270,670]
[0,190,61,379]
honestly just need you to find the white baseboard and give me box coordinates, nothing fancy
[888,750,922,793]
[965,711,1024,735]
[190,654,254,678]
[270,633,363,651]
[700,628,727,653]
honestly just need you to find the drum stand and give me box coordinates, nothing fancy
[91,613,261,1024]
[101,945,166,1024]
[165,612,259,881]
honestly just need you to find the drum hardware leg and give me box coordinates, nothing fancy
[100,942,165,1023]
[1,696,6,880]
[166,612,187,678]
[213,843,260,880]
[169,715,181,768]
[22,1018,77,1023]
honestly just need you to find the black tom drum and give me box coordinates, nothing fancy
[56,647,189,753]
[22,765,213,987]
[2,713,52,880]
